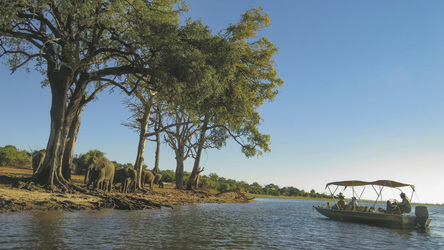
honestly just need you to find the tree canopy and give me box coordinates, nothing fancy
[1,0,187,189]
[1,1,283,191]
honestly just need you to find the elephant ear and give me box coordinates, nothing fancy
[96,160,107,170]
[88,156,97,166]
[124,167,132,177]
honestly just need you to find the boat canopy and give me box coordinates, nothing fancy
[326,180,415,191]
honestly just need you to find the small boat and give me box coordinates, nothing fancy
[313,180,431,230]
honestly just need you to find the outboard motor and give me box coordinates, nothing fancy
[415,206,429,230]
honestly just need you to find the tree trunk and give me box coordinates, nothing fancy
[62,108,83,181]
[134,92,155,189]
[35,71,72,189]
[187,119,208,190]
[175,153,185,189]
[152,114,161,174]
[33,67,89,191]
[134,107,151,189]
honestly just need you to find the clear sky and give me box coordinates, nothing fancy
[1,0,444,204]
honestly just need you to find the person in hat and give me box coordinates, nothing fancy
[332,193,346,209]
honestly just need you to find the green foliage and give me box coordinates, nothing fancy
[0,145,31,168]
[0,144,326,198]
[199,176,217,190]
[113,162,133,170]
[197,6,284,158]
[160,170,175,182]
[112,161,122,169]
[196,172,329,198]
[218,183,231,192]
[0,0,188,187]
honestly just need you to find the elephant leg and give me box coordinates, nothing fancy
[86,178,94,188]
[123,178,129,193]
[96,177,105,190]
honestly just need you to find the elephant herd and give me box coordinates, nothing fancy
[31,153,163,193]
[84,156,164,193]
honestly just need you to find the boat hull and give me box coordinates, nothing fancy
[313,206,432,229]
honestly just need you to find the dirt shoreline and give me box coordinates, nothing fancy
[0,166,252,213]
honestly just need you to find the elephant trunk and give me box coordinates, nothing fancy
[84,166,92,184]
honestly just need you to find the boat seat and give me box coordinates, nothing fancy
[355,206,370,212]
[344,205,353,211]
[369,209,383,213]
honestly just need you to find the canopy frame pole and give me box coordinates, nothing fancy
[327,185,340,205]
[371,185,385,208]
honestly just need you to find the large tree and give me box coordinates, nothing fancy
[128,7,283,190]
[186,7,283,189]
[0,0,185,190]
[124,19,221,189]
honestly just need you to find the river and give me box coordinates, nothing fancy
[0,198,443,249]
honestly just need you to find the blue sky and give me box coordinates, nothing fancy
[1,0,444,203]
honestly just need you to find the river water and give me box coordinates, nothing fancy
[0,198,443,249]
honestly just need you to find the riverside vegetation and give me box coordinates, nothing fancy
[0,145,329,213]
[1,1,283,195]
[0,165,253,212]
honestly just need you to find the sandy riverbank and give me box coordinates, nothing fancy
[0,166,251,213]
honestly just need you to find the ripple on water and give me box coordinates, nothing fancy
[0,199,443,249]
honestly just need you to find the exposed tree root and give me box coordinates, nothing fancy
[1,177,170,212]
[0,169,252,213]
[192,190,210,198]
[215,190,253,201]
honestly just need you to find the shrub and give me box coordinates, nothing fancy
[199,176,217,190]
[0,145,31,168]
[161,170,175,182]
[218,183,230,192]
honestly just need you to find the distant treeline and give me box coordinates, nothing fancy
[189,172,330,198]
[1,145,329,198]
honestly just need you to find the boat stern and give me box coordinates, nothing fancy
[415,206,430,230]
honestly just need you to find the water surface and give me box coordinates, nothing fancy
[1,198,443,249]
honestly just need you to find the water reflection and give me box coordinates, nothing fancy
[0,199,443,249]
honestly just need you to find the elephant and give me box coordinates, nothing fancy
[84,156,115,192]
[122,167,137,193]
[32,150,46,175]
[113,167,137,193]
[141,169,155,190]
[113,168,126,191]
[154,173,164,188]
[141,170,163,190]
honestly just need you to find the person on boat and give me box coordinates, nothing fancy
[332,193,346,209]
[348,197,358,208]
[386,193,412,214]
[397,192,412,213]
